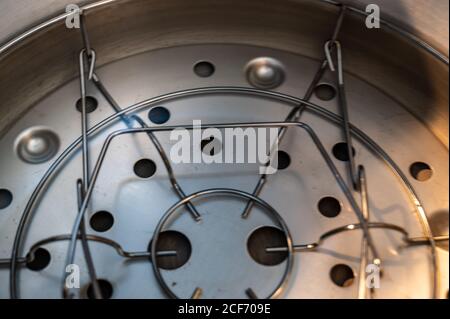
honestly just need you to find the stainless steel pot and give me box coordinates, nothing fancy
[0,0,448,299]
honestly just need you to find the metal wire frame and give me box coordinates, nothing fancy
[79,14,202,225]
[58,120,438,299]
[67,11,202,298]
[73,47,102,299]
[90,76,203,223]
[241,6,381,284]
[149,188,295,299]
[57,121,348,299]
[157,189,444,298]
[55,10,204,298]
[266,223,449,253]
[320,0,449,64]
[0,0,446,301]
[69,5,345,299]
[241,4,346,219]
[12,5,351,298]
[76,3,380,300]
[356,166,371,298]
[7,86,442,299]
[2,221,445,268]
[324,38,381,297]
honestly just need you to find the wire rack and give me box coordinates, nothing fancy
[0,2,448,299]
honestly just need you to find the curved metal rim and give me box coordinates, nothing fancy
[150,188,294,299]
[9,86,438,299]
[0,0,448,65]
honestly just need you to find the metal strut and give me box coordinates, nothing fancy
[241,5,347,219]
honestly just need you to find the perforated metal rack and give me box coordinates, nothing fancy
[0,1,448,299]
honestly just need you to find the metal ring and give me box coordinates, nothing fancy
[150,188,294,299]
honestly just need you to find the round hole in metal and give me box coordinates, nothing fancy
[133,159,157,178]
[0,189,13,209]
[318,196,341,218]
[314,83,337,101]
[330,264,355,287]
[332,142,355,162]
[201,136,222,156]
[409,162,433,181]
[275,150,291,170]
[148,230,192,270]
[148,106,170,124]
[90,211,114,232]
[86,279,113,299]
[26,247,51,271]
[76,96,98,113]
[247,226,288,266]
[193,61,215,78]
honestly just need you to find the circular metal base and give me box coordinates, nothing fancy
[0,44,448,298]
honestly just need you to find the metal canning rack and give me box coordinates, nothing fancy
[0,1,448,299]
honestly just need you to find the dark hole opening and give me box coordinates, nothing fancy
[247,226,288,266]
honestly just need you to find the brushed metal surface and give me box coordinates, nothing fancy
[0,44,447,298]
[0,0,448,147]
[0,0,448,299]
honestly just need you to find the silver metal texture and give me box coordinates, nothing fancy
[0,0,448,299]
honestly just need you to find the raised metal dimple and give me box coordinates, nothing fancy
[15,127,60,164]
